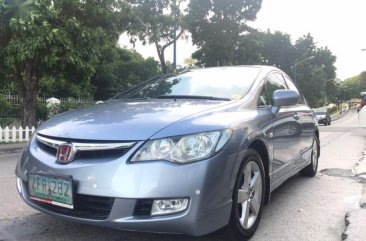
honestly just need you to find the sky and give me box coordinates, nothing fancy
[118,0,366,80]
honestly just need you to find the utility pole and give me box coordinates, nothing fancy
[173,0,177,71]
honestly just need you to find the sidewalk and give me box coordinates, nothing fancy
[0,142,26,155]
[343,151,366,240]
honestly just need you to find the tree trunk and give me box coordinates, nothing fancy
[155,42,167,74]
[20,86,38,128]
[15,63,39,127]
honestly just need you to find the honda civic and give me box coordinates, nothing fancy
[16,66,320,239]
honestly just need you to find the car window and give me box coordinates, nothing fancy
[315,112,326,115]
[264,73,287,106]
[258,87,270,107]
[283,75,305,104]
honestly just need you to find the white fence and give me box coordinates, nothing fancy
[1,93,93,105]
[0,126,36,143]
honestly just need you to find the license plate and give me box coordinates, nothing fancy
[27,173,74,209]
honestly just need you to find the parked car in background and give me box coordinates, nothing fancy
[15,66,320,240]
[315,110,331,125]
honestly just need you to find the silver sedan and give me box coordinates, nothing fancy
[16,66,320,240]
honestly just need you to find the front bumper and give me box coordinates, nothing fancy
[15,137,241,236]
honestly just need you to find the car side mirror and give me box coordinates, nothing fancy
[271,90,300,115]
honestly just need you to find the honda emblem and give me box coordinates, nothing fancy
[56,143,75,163]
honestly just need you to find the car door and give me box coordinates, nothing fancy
[264,72,303,181]
[282,74,315,167]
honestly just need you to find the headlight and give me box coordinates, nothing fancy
[131,129,233,163]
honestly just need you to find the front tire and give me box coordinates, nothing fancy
[227,149,265,240]
[300,135,319,177]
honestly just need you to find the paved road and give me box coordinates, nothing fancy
[1,110,365,241]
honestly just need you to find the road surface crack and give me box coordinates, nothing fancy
[321,168,366,183]
[341,212,350,240]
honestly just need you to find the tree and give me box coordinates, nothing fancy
[259,31,297,74]
[0,0,123,126]
[229,30,338,107]
[92,47,160,100]
[294,34,336,107]
[342,71,366,100]
[234,30,297,73]
[187,0,262,66]
[234,31,264,65]
[125,0,186,74]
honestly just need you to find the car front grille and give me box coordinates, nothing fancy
[36,134,135,161]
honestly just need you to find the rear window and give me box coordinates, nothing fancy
[316,112,326,115]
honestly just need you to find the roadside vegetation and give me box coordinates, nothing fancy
[0,0,362,127]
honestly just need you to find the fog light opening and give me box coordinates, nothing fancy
[151,199,189,216]
[16,177,23,194]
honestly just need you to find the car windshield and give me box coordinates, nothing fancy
[114,67,261,101]
[316,112,326,115]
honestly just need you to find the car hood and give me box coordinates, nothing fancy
[316,115,326,119]
[37,100,230,141]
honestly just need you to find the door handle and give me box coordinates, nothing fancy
[293,113,300,120]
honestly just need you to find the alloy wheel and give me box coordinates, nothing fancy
[312,139,318,172]
[237,161,263,229]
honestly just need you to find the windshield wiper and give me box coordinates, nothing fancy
[158,95,230,101]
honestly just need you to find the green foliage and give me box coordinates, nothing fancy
[293,34,336,107]
[36,102,48,122]
[187,0,262,66]
[342,71,366,100]
[39,77,93,99]
[125,0,186,73]
[0,95,15,116]
[92,47,160,100]
[327,106,337,115]
[0,0,124,126]
[0,95,18,127]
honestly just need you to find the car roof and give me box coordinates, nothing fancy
[190,65,281,72]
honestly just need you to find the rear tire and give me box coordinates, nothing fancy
[300,135,319,177]
[227,149,265,240]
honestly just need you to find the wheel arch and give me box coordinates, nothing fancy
[248,139,271,205]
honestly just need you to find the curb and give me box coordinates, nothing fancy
[344,151,366,240]
[331,109,351,121]
[355,151,366,181]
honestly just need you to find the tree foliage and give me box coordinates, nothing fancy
[342,71,366,100]
[92,47,160,100]
[187,0,262,66]
[293,34,336,107]
[0,0,124,126]
[125,0,186,74]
